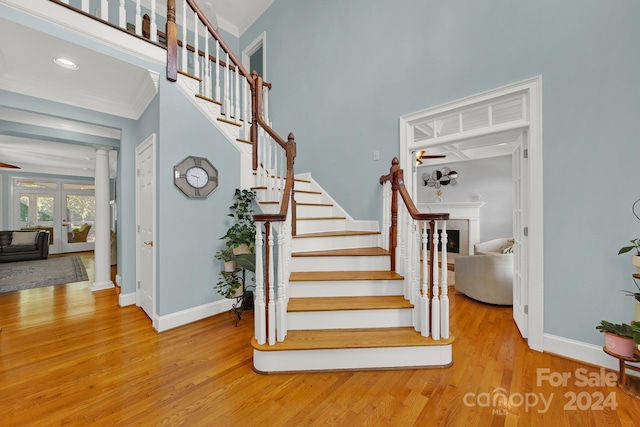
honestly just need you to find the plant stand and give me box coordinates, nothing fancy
[228,268,253,326]
[603,347,640,400]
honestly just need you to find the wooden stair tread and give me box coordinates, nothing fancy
[297,202,333,207]
[252,327,454,351]
[292,247,390,257]
[290,270,403,281]
[288,295,411,312]
[293,230,380,239]
[294,189,321,194]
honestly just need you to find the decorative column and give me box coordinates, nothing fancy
[92,147,115,291]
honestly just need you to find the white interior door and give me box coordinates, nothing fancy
[512,133,528,338]
[136,135,156,322]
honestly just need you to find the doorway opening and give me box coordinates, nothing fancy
[399,77,543,351]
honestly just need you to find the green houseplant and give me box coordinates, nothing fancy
[596,320,636,358]
[221,189,256,254]
[618,238,640,256]
[215,270,243,299]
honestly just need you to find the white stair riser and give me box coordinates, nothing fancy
[288,280,403,298]
[294,192,323,204]
[296,204,334,217]
[290,256,389,272]
[292,234,380,252]
[287,308,413,330]
[257,203,280,215]
[294,180,312,192]
[296,219,347,234]
[253,345,453,373]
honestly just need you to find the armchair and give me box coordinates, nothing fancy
[454,237,514,305]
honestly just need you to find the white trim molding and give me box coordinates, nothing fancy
[156,298,235,332]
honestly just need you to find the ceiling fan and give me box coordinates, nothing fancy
[415,150,446,165]
[0,162,21,169]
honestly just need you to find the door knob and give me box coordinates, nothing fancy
[144,241,153,247]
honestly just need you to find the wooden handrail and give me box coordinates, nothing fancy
[380,157,449,271]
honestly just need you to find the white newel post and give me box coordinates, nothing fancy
[267,223,276,345]
[276,222,287,342]
[254,222,266,345]
[440,220,450,339]
[92,148,114,291]
[419,221,429,336]
[381,181,390,250]
[431,221,440,340]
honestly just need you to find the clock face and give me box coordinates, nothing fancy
[174,156,218,198]
[186,166,209,189]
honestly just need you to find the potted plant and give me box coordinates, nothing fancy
[596,320,636,358]
[618,238,640,272]
[621,276,640,322]
[221,189,256,255]
[215,247,236,272]
[215,270,243,299]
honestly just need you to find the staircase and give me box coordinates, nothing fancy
[251,177,454,373]
[48,0,455,373]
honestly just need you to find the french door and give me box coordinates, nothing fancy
[14,179,95,254]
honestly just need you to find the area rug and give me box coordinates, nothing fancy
[0,256,89,293]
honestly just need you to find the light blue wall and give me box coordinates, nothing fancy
[155,80,241,316]
[242,0,640,345]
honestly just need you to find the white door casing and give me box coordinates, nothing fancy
[512,133,528,338]
[400,76,543,352]
[136,134,156,326]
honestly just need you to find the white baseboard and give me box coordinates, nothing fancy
[119,292,136,307]
[90,280,114,291]
[155,298,235,332]
[543,333,639,375]
[115,274,122,286]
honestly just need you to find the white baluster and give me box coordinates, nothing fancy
[234,68,240,122]
[60,0,69,4]
[267,223,276,345]
[229,70,236,118]
[243,78,249,131]
[224,54,231,116]
[181,0,187,72]
[135,0,142,36]
[204,32,210,98]
[119,0,126,28]
[431,221,440,340]
[440,220,450,339]
[215,41,221,101]
[150,0,157,42]
[254,222,266,344]
[420,221,429,336]
[100,0,108,20]
[276,222,287,342]
[193,14,199,79]
[81,0,89,14]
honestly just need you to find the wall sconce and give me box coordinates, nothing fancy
[422,167,458,188]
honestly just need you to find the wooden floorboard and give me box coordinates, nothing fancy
[1,252,640,425]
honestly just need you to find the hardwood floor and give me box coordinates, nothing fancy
[1,253,639,426]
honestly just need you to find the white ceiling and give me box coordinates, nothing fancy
[0,0,268,178]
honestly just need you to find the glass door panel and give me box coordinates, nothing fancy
[62,194,95,252]
[18,193,55,247]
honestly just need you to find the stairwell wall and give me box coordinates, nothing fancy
[241,0,640,348]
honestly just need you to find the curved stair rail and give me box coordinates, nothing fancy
[379,157,450,340]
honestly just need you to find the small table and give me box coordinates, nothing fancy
[603,347,640,400]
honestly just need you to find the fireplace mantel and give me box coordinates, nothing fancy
[417,202,485,255]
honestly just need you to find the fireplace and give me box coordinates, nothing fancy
[417,202,485,255]
[427,229,460,253]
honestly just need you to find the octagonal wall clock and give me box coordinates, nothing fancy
[174,156,218,198]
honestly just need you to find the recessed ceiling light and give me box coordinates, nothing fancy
[53,57,79,70]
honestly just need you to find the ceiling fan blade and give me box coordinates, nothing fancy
[0,162,21,169]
